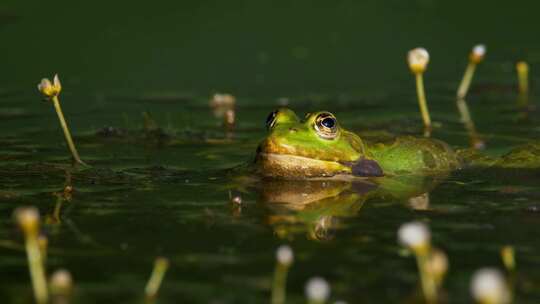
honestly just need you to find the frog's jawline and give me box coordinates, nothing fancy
[257,152,372,181]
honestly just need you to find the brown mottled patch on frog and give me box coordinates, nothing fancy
[422,150,436,169]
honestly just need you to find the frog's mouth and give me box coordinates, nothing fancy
[255,152,384,179]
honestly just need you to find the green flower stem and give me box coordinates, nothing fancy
[51,96,87,167]
[25,235,48,304]
[415,73,432,135]
[416,249,438,304]
[457,62,477,99]
[457,98,483,148]
[271,263,290,304]
[145,257,169,300]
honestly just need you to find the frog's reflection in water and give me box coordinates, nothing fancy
[258,175,442,240]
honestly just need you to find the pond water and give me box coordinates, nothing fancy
[1,1,540,303]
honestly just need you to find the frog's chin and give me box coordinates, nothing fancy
[255,152,352,179]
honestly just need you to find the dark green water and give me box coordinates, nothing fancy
[1,1,540,303]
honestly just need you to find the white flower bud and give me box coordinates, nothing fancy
[408,48,429,73]
[50,269,73,295]
[470,44,486,63]
[472,44,486,57]
[305,277,330,302]
[398,221,430,251]
[471,268,510,304]
[276,245,294,266]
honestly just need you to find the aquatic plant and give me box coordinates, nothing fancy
[144,257,169,300]
[516,61,529,96]
[500,246,515,272]
[454,44,486,149]
[229,191,243,216]
[398,221,438,303]
[470,268,510,304]
[271,245,294,304]
[37,75,87,167]
[224,108,236,133]
[37,234,48,265]
[456,98,484,149]
[50,269,73,303]
[305,277,330,304]
[457,44,486,99]
[407,48,432,135]
[516,61,529,107]
[426,248,449,288]
[14,207,48,304]
[209,93,236,118]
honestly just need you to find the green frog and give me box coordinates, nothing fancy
[251,108,539,239]
[254,108,540,180]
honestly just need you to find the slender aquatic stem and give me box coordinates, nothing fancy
[271,263,290,304]
[51,96,87,167]
[516,61,529,96]
[145,257,169,300]
[516,61,529,109]
[415,73,432,134]
[456,98,484,149]
[457,62,477,99]
[501,246,515,272]
[416,249,438,304]
[25,235,48,304]
[37,235,48,265]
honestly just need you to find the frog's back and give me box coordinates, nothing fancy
[368,136,461,176]
[496,141,540,168]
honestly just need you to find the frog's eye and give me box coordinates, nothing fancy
[266,110,278,130]
[314,113,338,139]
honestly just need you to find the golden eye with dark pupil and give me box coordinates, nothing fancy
[266,110,278,130]
[315,113,338,139]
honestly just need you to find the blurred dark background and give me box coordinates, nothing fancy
[1,0,539,97]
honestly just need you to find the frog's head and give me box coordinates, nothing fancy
[255,108,383,179]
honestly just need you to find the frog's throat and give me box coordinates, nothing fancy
[256,153,349,178]
[255,152,383,179]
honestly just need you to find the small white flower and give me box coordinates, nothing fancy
[276,245,294,266]
[37,74,62,99]
[472,44,486,57]
[407,48,430,73]
[50,269,73,295]
[470,44,486,63]
[14,206,40,235]
[471,268,510,304]
[305,277,330,302]
[398,221,430,251]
